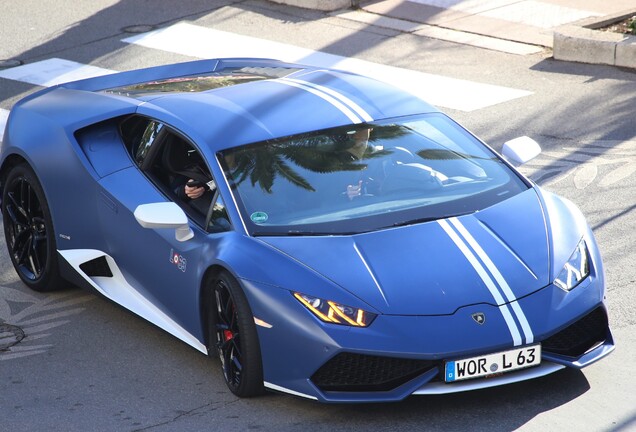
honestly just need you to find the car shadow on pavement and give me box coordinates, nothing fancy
[259,368,591,432]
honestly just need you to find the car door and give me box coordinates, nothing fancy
[96,116,232,348]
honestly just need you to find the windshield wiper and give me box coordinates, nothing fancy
[254,230,364,237]
[390,217,438,228]
[390,211,474,228]
[254,230,329,237]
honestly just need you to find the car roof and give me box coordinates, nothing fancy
[65,58,440,151]
[144,68,438,150]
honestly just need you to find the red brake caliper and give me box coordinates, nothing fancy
[224,330,234,341]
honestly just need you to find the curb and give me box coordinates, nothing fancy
[269,0,635,69]
[554,10,636,69]
[268,0,354,11]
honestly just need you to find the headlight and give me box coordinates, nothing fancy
[293,292,376,327]
[554,240,590,291]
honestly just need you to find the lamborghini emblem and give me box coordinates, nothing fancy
[472,313,486,325]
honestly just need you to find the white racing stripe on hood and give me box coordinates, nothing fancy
[280,76,374,122]
[449,218,534,344]
[438,218,523,346]
[272,78,371,124]
[353,243,390,307]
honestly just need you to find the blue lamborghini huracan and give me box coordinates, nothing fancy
[0,58,613,402]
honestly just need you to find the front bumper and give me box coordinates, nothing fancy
[242,275,613,403]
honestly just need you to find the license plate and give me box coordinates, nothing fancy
[445,344,541,383]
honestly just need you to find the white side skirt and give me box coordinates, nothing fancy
[264,382,318,400]
[59,249,207,354]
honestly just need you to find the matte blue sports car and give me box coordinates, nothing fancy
[0,58,613,402]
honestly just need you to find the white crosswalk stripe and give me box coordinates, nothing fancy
[0,59,116,143]
[0,109,9,143]
[122,22,533,112]
[0,58,115,87]
[0,23,535,141]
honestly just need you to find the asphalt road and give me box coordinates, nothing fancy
[1,1,635,431]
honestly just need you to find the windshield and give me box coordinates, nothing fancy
[219,113,528,235]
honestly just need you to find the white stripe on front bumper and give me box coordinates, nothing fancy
[438,218,523,346]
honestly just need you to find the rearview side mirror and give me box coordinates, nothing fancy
[134,202,194,242]
[501,136,541,166]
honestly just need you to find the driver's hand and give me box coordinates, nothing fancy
[346,180,363,200]
[185,180,205,199]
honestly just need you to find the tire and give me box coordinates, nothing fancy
[2,163,63,292]
[207,271,264,397]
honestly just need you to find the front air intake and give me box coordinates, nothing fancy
[311,352,436,392]
[542,307,608,357]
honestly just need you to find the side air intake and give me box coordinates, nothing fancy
[79,256,113,278]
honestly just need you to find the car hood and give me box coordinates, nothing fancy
[259,189,549,315]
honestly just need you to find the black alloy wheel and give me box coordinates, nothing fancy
[210,271,263,397]
[2,164,62,291]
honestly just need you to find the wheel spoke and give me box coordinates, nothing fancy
[230,350,242,372]
[7,192,27,219]
[29,238,43,277]
[5,205,27,227]
[214,280,245,389]
[15,233,32,263]
[24,181,32,216]
[4,172,50,283]
[230,337,242,358]
[11,229,30,254]
[6,191,28,225]
[215,288,230,324]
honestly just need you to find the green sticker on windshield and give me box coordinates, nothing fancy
[250,211,269,224]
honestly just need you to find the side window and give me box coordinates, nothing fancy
[120,116,163,167]
[135,121,164,166]
[120,116,232,233]
[206,195,231,233]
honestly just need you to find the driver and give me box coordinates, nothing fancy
[182,180,206,200]
[173,173,216,215]
[340,128,380,200]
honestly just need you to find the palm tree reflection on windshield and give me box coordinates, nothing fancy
[226,126,406,193]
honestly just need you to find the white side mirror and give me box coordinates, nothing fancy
[134,202,194,242]
[502,136,541,166]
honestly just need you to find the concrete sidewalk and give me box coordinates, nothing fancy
[273,0,636,67]
[358,0,634,48]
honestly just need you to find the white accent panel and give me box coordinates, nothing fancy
[58,249,207,354]
[449,218,534,344]
[413,362,565,394]
[437,219,522,346]
[272,78,362,124]
[122,22,532,112]
[0,58,115,86]
[281,76,374,122]
[264,381,318,400]
[353,243,389,307]
[0,108,9,143]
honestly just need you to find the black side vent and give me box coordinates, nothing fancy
[79,256,113,278]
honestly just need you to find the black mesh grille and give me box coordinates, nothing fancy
[311,352,436,392]
[542,307,608,357]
